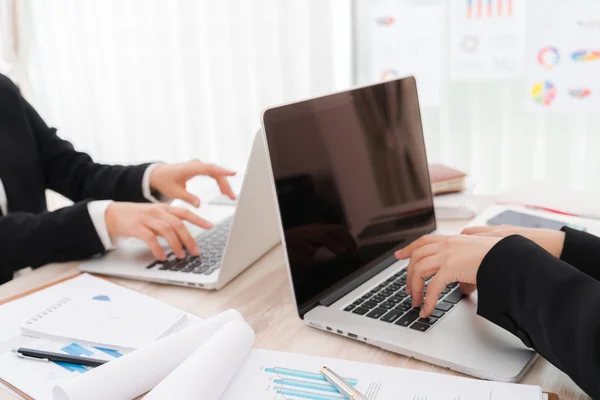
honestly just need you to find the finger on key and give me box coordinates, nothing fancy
[162,212,200,256]
[421,272,452,318]
[147,219,185,259]
[411,255,442,308]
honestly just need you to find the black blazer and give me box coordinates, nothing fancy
[477,227,600,398]
[0,74,151,284]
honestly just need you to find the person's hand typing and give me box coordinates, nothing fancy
[395,234,502,318]
[150,160,236,207]
[461,225,565,258]
[105,203,213,261]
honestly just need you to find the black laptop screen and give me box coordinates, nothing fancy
[263,77,436,316]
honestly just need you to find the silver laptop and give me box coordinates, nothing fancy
[80,132,281,290]
[260,76,537,381]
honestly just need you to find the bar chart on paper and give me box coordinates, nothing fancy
[0,338,130,400]
[51,342,124,374]
[264,366,358,400]
[220,350,542,400]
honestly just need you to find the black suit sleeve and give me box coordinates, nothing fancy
[560,227,600,282]
[477,235,600,398]
[21,97,152,203]
[0,202,105,283]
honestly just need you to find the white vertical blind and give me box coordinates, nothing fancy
[0,0,17,76]
[14,0,353,172]
[10,0,597,196]
[354,0,600,194]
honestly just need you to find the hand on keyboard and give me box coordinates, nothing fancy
[105,203,213,261]
[343,270,463,332]
[149,216,233,275]
[395,234,502,318]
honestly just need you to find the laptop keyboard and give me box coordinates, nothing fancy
[145,215,233,275]
[342,269,464,332]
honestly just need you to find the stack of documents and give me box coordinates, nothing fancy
[0,275,544,400]
[54,311,542,400]
[0,274,200,400]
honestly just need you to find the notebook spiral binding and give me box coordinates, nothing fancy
[23,297,72,325]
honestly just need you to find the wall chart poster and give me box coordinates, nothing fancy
[369,3,443,107]
[526,4,600,112]
[450,0,528,80]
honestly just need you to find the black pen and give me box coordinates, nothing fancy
[12,347,108,368]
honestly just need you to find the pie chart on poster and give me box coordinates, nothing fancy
[531,81,557,106]
[537,47,560,69]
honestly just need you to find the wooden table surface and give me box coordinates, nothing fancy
[0,234,590,399]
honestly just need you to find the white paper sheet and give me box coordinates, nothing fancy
[221,349,542,400]
[52,309,243,400]
[525,4,600,111]
[0,275,126,347]
[0,317,200,400]
[145,320,255,400]
[369,4,443,106]
[0,274,201,400]
[20,296,186,350]
[498,182,600,219]
[450,0,527,80]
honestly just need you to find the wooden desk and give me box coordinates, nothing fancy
[0,225,590,400]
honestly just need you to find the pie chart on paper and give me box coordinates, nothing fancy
[531,81,557,106]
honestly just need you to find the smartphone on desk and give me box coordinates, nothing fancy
[487,210,587,232]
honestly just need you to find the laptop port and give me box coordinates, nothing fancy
[347,333,358,339]
[336,329,343,335]
[326,327,332,331]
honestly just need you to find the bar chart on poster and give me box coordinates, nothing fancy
[450,0,527,80]
[465,0,514,19]
[353,0,600,194]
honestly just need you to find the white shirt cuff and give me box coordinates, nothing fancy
[87,200,115,251]
[142,163,170,203]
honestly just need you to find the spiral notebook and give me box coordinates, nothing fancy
[20,296,187,350]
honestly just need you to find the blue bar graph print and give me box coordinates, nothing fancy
[265,366,359,399]
[53,361,88,374]
[274,388,345,400]
[49,344,123,374]
[273,379,340,393]
[264,367,358,385]
[61,343,94,357]
[94,347,123,358]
